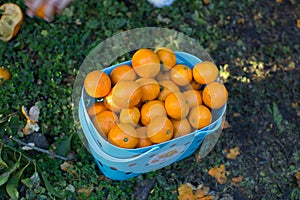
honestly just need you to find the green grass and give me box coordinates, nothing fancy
[1,0,299,199]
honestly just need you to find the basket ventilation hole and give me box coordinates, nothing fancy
[149,154,156,158]
[109,166,118,170]
[97,140,103,147]
[190,147,196,152]
[125,172,133,175]
[170,143,177,148]
[98,161,103,167]
[145,163,149,166]
[129,163,136,167]
[184,142,191,146]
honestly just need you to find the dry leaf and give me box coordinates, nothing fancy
[276,0,282,3]
[22,105,40,123]
[22,121,40,135]
[194,185,214,200]
[291,102,298,109]
[233,112,241,117]
[232,175,243,183]
[178,183,215,200]
[202,0,210,4]
[295,172,300,188]
[226,147,240,160]
[178,183,194,200]
[222,120,231,129]
[22,104,40,135]
[195,153,202,163]
[0,66,11,85]
[208,164,229,184]
[196,196,214,200]
[297,19,300,29]
[231,175,243,186]
[60,161,76,175]
[237,18,245,24]
[22,106,31,121]
[297,110,300,117]
[28,105,40,122]
[78,185,94,198]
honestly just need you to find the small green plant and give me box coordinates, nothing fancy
[291,187,300,200]
[0,142,65,199]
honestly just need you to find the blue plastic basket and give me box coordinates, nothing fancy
[78,51,227,180]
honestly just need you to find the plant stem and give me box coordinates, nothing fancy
[9,136,73,161]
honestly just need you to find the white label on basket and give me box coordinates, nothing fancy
[147,145,186,165]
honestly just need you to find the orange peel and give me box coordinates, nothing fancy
[0,3,23,42]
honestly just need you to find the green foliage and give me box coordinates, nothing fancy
[291,187,300,200]
[6,161,30,200]
[55,135,73,157]
[0,143,65,199]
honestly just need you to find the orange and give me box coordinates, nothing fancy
[172,118,192,138]
[0,3,23,42]
[136,126,153,148]
[155,70,171,81]
[111,80,142,109]
[92,111,119,138]
[135,78,160,102]
[108,123,138,149]
[155,47,176,71]
[0,67,11,85]
[140,100,167,126]
[183,89,202,108]
[188,105,212,129]
[34,3,55,19]
[170,64,193,86]
[164,91,189,120]
[157,80,180,101]
[202,82,228,109]
[84,70,111,98]
[119,107,140,126]
[87,102,107,117]
[110,64,137,85]
[131,48,161,78]
[183,79,202,90]
[103,90,121,113]
[147,116,174,144]
[192,61,219,84]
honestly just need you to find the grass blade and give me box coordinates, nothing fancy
[0,154,21,186]
[0,144,8,168]
[40,171,65,198]
[272,102,283,126]
[6,162,30,200]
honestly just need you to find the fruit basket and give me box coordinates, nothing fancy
[78,51,227,180]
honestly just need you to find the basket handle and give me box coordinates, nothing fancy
[90,141,160,163]
[175,52,201,68]
[194,117,223,137]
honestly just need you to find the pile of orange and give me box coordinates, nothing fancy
[84,47,228,149]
